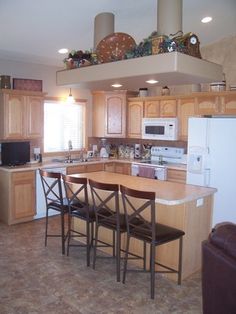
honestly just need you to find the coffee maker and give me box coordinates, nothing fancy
[134,144,141,159]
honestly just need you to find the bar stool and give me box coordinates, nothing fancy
[39,169,69,255]
[62,175,95,266]
[120,184,185,299]
[89,179,127,282]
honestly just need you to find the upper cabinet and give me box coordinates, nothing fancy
[127,101,144,138]
[92,90,137,138]
[159,99,177,117]
[144,100,160,117]
[0,89,45,140]
[177,98,197,141]
[220,94,236,115]
[195,95,220,115]
[195,92,236,116]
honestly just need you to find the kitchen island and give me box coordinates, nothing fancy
[72,171,216,281]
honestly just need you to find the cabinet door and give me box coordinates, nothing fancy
[26,96,44,138]
[167,169,186,184]
[11,171,36,220]
[105,94,126,137]
[67,165,87,175]
[144,100,160,117]
[196,96,220,115]
[115,163,131,175]
[220,94,236,115]
[127,101,143,138]
[177,98,196,140]
[160,99,177,117]
[104,162,115,172]
[3,93,25,139]
[86,163,104,172]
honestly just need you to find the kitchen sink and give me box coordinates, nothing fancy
[52,158,88,164]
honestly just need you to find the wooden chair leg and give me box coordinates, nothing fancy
[150,243,155,299]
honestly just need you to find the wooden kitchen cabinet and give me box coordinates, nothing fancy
[0,170,36,225]
[26,96,44,138]
[92,91,136,138]
[177,98,197,140]
[167,168,186,184]
[114,162,131,175]
[0,89,44,140]
[127,101,144,138]
[144,100,160,117]
[196,95,221,115]
[104,162,115,172]
[67,163,104,175]
[160,99,177,117]
[220,94,236,114]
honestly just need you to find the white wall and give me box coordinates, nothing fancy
[0,59,93,136]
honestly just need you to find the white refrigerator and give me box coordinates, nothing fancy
[186,117,236,226]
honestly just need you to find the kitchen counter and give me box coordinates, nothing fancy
[71,171,216,281]
[73,171,215,206]
[0,157,186,172]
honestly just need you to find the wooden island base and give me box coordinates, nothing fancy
[72,171,215,282]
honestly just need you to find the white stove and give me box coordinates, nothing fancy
[131,146,186,180]
[150,146,186,165]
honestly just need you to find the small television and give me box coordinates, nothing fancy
[1,141,30,166]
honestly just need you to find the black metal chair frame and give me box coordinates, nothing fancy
[62,175,94,267]
[120,184,185,299]
[89,179,126,282]
[39,169,69,255]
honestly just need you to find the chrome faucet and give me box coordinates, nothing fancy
[67,140,73,162]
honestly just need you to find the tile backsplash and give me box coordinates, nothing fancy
[88,137,187,158]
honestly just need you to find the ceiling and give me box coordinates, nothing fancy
[0,0,236,68]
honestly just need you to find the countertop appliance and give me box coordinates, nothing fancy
[186,117,236,226]
[35,167,66,219]
[142,118,178,141]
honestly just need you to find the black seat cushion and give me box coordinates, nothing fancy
[130,221,185,245]
[99,213,127,233]
[48,198,69,212]
[71,205,96,222]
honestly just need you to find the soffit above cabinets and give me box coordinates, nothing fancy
[56,52,223,91]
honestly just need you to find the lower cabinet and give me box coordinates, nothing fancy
[67,163,104,175]
[167,168,186,184]
[104,162,131,175]
[0,170,36,225]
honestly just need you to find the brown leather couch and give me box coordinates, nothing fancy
[202,223,236,314]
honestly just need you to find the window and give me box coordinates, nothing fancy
[44,100,85,153]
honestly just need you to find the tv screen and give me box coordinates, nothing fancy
[1,141,30,166]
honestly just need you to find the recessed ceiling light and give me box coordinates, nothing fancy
[111,83,123,88]
[201,16,212,23]
[58,48,69,54]
[146,80,159,84]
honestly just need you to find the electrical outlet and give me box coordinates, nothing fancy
[196,198,204,207]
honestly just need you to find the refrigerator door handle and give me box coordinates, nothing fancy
[204,168,211,187]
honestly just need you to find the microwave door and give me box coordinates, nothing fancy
[145,125,165,135]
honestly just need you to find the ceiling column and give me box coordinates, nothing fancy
[157,0,182,36]
[94,12,115,50]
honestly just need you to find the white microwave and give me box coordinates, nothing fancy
[142,118,178,140]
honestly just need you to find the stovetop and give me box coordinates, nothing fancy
[139,160,167,166]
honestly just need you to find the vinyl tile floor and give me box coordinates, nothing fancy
[0,216,203,314]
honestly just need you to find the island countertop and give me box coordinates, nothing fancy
[73,171,216,206]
